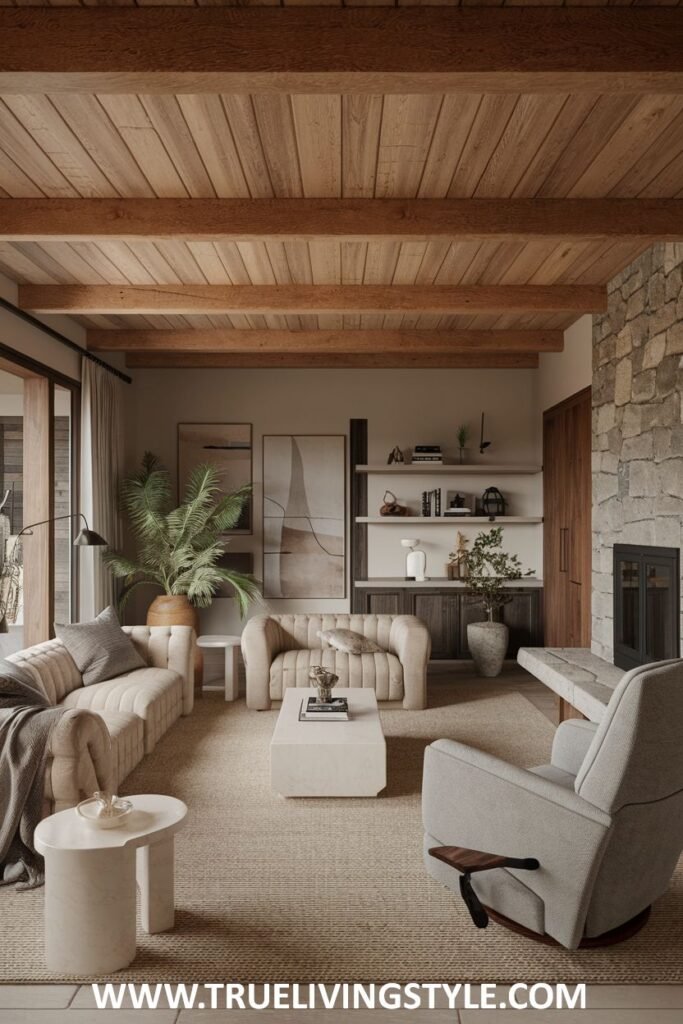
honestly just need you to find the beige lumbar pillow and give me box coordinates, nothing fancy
[317,628,384,655]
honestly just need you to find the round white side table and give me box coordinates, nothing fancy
[34,794,187,975]
[197,634,242,701]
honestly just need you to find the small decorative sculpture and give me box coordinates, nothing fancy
[380,489,408,516]
[93,791,121,819]
[309,665,339,703]
[447,531,470,580]
[387,446,405,465]
[401,538,427,581]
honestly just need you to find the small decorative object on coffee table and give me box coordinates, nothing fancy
[309,665,339,703]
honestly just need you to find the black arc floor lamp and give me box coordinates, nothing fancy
[17,512,108,547]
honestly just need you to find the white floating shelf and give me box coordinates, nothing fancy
[357,516,543,524]
[355,464,542,475]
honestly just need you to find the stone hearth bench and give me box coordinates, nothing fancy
[517,647,625,723]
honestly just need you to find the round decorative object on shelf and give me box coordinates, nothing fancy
[481,487,506,519]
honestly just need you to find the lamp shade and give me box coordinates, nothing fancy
[74,528,108,547]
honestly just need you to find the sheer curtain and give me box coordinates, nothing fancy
[79,359,123,621]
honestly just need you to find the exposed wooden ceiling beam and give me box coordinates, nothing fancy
[3,199,682,243]
[21,284,606,315]
[88,328,563,355]
[125,352,540,370]
[0,9,680,95]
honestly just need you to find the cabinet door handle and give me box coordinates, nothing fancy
[560,528,568,572]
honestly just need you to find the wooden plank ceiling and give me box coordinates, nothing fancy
[0,8,681,368]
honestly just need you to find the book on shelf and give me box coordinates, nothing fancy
[299,696,349,722]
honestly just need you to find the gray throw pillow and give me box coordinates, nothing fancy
[55,605,145,686]
[317,628,384,655]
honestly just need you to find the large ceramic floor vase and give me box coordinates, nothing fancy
[467,620,509,677]
[147,595,203,693]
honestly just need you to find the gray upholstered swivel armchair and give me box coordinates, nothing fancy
[422,658,683,949]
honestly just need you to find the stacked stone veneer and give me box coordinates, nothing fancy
[592,242,683,661]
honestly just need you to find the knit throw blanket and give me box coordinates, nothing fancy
[0,659,64,890]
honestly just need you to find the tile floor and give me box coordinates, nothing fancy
[2,985,683,1022]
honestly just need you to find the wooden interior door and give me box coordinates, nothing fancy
[543,387,592,648]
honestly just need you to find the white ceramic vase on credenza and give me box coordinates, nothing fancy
[467,620,509,677]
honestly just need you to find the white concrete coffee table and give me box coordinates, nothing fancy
[197,634,242,700]
[34,794,187,975]
[270,687,386,797]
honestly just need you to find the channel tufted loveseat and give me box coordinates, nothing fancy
[241,613,431,710]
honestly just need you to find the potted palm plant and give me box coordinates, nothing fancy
[103,454,260,678]
[466,526,532,677]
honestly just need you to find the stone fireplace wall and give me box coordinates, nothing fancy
[592,243,683,661]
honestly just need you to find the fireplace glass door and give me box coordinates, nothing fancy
[614,545,680,670]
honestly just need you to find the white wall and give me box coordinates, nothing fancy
[124,366,543,642]
[0,272,85,382]
[538,315,593,414]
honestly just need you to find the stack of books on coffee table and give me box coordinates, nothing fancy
[299,696,349,721]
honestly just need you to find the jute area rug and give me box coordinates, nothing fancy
[2,676,682,984]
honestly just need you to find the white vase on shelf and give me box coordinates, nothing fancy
[401,538,427,581]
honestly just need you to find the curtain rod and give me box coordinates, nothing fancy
[0,296,132,385]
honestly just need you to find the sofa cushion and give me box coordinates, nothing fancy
[317,628,384,655]
[60,666,183,754]
[9,638,82,705]
[270,648,404,702]
[96,710,145,790]
[55,606,145,687]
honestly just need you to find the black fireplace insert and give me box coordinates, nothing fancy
[613,544,680,670]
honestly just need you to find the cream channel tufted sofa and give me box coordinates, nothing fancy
[241,613,431,710]
[8,625,195,813]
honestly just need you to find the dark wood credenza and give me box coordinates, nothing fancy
[352,582,543,660]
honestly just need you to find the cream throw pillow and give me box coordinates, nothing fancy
[317,628,384,655]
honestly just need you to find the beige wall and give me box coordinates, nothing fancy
[538,315,592,414]
[123,366,543,642]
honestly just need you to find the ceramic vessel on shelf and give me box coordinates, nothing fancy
[401,538,427,581]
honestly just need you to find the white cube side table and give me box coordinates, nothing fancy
[197,634,242,701]
[34,794,187,975]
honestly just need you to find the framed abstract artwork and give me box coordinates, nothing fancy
[178,423,253,534]
[263,434,346,599]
